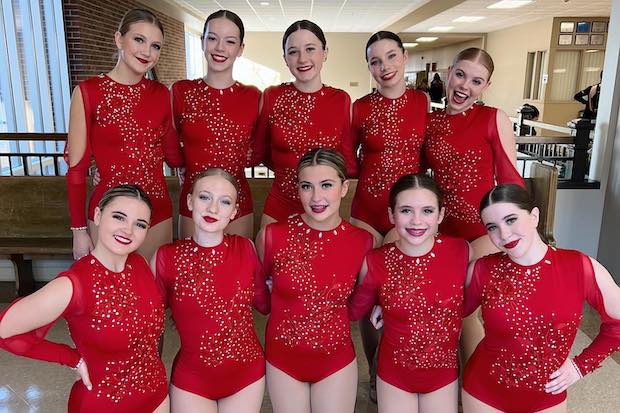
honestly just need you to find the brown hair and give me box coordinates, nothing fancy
[118,8,164,37]
[453,47,494,78]
[365,31,405,61]
[479,184,534,214]
[202,9,245,42]
[190,168,240,196]
[98,184,153,212]
[297,148,347,182]
[389,173,443,211]
[283,20,327,52]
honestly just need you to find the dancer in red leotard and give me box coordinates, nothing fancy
[66,9,183,262]
[252,20,356,228]
[463,184,620,413]
[349,174,470,413]
[350,31,428,245]
[0,185,169,413]
[256,148,373,413]
[173,10,259,239]
[424,47,524,360]
[154,168,269,413]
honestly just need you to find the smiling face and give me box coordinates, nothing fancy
[367,39,407,91]
[390,188,444,255]
[115,21,163,76]
[202,17,244,74]
[94,196,150,256]
[284,29,327,86]
[188,174,238,235]
[298,164,348,230]
[481,202,540,260]
[446,59,491,114]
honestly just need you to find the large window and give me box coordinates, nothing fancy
[523,50,546,100]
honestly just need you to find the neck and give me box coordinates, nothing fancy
[511,236,548,266]
[395,236,434,257]
[378,81,406,99]
[301,213,341,231]
[293,77,322,93]
[204,70,235,89]
[108,62,145,85]
[91,245,129,272]
[193,229,224,248]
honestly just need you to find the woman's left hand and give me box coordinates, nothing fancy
[545,358,581,394]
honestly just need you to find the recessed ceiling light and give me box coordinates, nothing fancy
[487,0,533,9]
[259,1,270,6]
[416,37,438,42]
[453,16,486,23]
[429,26,454,32]
[585,49,600,53]
[403,42,418,48]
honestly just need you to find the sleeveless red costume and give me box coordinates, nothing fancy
[155,235,268,400]
[464,247,620,412]
[66,74,183,228]
[349,236,469,393]
[172,79,260,220]
[350,89,428,235]
[0,253,167,413]
[425,105,524,241]
[263,215,373,381]
[252,83,357,221]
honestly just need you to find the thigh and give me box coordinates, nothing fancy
[349,217,383,248]
[140,218,173,262]
[310,360,358,413]
[266,362,311,413]
[260,214,277,231]
[418,379,458,413]
[377,376,418,413]
[225,213,254,239]
[359,318,381,366]
[170,384,217,413]
[538,400,567,413]
[153,395,170,413]
[219,376,265,413]
[470,234,499,260]
[461,390,503,413]
[179,215,194,239]
[460,311,484,363]
[382,227,399,245]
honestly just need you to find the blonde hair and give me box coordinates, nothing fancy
[453,47,494,79]
[297,148,347,181]
[190,168,240,195]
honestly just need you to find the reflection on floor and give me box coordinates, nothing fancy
[0,303,619,412]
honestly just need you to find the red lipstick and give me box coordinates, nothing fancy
[504,240,519,249]
[203,216,218,223]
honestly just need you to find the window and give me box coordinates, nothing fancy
[0,0,71,133]
[184,31,205,79]
[550,50,580,101]
[523,50,546,100]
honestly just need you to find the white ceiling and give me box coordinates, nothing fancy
[168,0,611,33]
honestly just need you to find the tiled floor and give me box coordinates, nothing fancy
[1,297,619,412]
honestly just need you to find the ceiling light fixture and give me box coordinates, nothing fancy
[487,0,534,9]
[415,37,438,42]
[259,1,270,6]
[429,26,454,32]
[453,16,486,23]
[403,42,418,48]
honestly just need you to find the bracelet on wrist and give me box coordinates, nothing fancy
[570,359,583,378]
[73,358,84,370]
[70,226,88,232]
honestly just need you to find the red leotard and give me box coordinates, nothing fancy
[253,83,357,221]
[464,247,620,412]
[425,105,524,241]
[349,236,469,393]
[66,74,183,228]
[0,253,168,413]
[172,80,260,220]
[350,89,428,235]
[155,235,269,400]
[263,215,373,382]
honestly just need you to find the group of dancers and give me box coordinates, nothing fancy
[1,7,619,413]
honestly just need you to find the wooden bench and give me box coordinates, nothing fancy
[0,165,555,296]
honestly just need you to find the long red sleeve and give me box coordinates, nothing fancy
[488,113,525,187]
[348,260,378,321]
[250,243,271,315]
[162,86,184,168]
[464,259,486,317]
[338,92,358,178]
[573,255,620,376]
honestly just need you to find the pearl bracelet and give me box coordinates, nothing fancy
[70,226,87,232]
[570,359,583,378]
[73,358,84,370]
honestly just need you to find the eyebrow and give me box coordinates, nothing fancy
[502,213,517,220]
[112,210,127,217]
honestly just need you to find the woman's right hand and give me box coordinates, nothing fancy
[370,305,383,330]
[75,358,93,390]
[72,230,94,260]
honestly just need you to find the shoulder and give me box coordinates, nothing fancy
[323,85,350,101]
[437,234,469,250]
[354,92,374,106]
[224,234,254,250]
[145,79,170,96]
[127,251,151,270]
[343,220,374,244]
[237,82,261,97]
[408,87,428,101]
[80,74,106,88]
[475,104,498,119]
[172,79,199,93]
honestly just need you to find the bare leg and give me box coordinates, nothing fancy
[259,214,277,231]
[170,384,217,413]
[418,379,458,413]
[377,376,418,413]
[382,227,399,245]
[461,235,499,362]
[219,376,265,413]
[138,218,173,262]
[310,360,358,413]
[266,362,311,413]
[538,401,567,413]
[224,213,254,239]
[350,217,383,248]
[179,215,194,240]
[359,317,381,402]
[154,395,171,413]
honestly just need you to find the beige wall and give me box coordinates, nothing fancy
[485,17,554,118]
[241,32,373,100]
[406,38,484,73]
